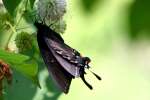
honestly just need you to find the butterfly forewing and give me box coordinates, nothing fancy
[45,38,80,77]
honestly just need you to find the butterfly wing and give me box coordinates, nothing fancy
[44,39,95,89]
[37,31,73,94]
[40,49,72,93]
[45,38,81,77]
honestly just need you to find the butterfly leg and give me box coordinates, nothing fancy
[80,68,93,90]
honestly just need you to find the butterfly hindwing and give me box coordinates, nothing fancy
[40,48,72,93]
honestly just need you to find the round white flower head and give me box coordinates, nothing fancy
[50,19,66,33]
[35,0,67,33]
[36,0,66,23]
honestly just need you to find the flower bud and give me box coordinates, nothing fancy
[15,32,33,53]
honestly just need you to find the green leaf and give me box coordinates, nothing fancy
[2,0,22,15]
[0,49,39,87]
[80,0,102,13]
[129,0,150,40]
[29,0,36,8]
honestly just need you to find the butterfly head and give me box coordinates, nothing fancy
[82,57,91,69]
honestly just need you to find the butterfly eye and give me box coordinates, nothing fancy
[87,60,91,64]
[84,57,91,64]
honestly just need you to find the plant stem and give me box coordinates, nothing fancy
[15,0,29,29]
[5,21,16,50]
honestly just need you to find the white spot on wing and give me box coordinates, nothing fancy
[75,67,78,77]
[56,50,63,54]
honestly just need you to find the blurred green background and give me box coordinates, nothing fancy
[60,0,150,100]
[2,0,150,100]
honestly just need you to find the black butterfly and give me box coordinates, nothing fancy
[34,22,101,94]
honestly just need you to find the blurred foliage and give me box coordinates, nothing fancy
[0,49,39,86]
[0,0,63,99]
[29,0,35,8]
[0,12,13,27]
[3,63,61,100]
[129,0,150,40]
[15,32,33,53]
[2,0,35,15]
[2,0,22,15]
[0,13,13,49]
[0,0,40,99]
[80,0,102,13]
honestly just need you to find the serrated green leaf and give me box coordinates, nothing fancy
[0,49,39,87]
[2,0,22,15]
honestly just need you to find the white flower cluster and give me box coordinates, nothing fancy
[51,19,66,33]
[35,0,67,33]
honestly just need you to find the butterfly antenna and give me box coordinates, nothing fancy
[87,66,101,80]
[89,70,101,80]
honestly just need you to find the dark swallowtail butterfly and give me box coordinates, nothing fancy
[34,22,101,94]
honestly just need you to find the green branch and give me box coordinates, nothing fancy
[4,21,16,50]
